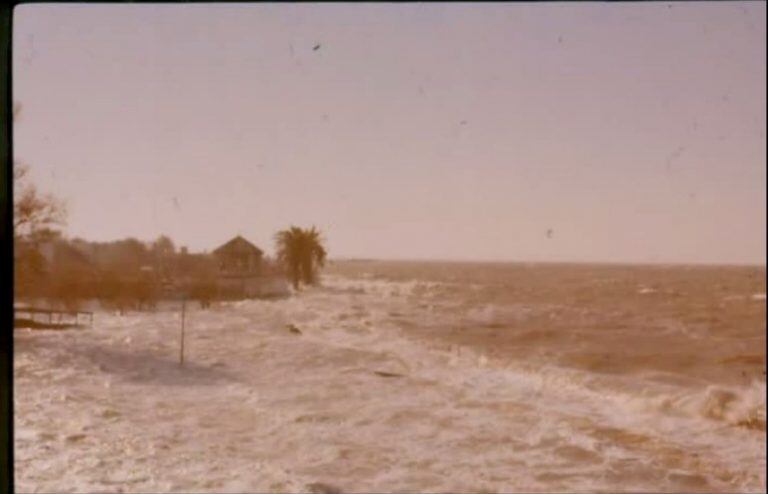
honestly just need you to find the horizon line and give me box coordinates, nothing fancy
[328,257,767,269]
[61,235,766,269]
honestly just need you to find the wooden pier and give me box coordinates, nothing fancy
[14,306,93,329]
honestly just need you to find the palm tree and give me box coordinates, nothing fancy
[274,226,327,290]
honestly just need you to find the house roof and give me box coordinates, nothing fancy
[38,240,96,276]
[41,240,94,268]
[212,235,264,257]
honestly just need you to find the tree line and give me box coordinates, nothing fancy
[13,103,329,312]
[15,219,329,313]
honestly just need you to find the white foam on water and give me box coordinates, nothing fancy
[463,303,535,327]
[13,274,767,492]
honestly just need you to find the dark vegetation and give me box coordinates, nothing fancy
[14,232,300,313]
[16,222,329,313]
[16,233,212,312]
[275,226,327,290]
[14,189,327,313]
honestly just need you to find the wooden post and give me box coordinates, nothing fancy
[179,295,186,366]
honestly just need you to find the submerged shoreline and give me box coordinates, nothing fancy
[14,263,766,493]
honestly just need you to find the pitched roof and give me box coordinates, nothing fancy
[41,240,94,268]
[212,235,263,257]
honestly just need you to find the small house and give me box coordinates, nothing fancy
[212,235,264,275]
[40,240,96,280]
[210,236,290,299]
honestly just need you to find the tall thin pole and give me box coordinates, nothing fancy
[179,295,186,366]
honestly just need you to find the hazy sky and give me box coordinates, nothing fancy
[13,3,766,264]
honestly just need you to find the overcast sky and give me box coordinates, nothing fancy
[13,3,766,264]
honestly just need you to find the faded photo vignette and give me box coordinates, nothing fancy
[7,2,767,494]
[2,2,15,493]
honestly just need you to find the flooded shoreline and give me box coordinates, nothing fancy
[14,262,766,492]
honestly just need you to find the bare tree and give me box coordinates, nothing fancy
[13,164,67,243]
[12,104,66,243]
[13,103,68,299]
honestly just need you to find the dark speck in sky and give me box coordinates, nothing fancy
[313,44,321,51]
[665,146,685,170]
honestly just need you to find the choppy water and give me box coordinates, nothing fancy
[325,260,767,489]
[14,261,766,492]
[329,261,766,384]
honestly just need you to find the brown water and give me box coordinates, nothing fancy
[326,260,766,490]
[15,261,765,492]
[329,261,765,385]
